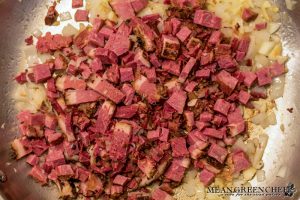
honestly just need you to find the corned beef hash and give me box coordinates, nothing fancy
[12,0,288,199]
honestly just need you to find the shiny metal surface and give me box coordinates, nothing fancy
[0,0,299,199]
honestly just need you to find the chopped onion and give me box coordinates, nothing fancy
[252,134,268,169]
[255,54,270,68]
[259,41,276,56]
[268,22,281,34]
[188,99,197,107]
[62,24,79,37]
[60,12,72,21]
[256,170,266,182]
[32,29,42,38]
[285,0,297,10]
[243,167,257,181]
[270,76,285,99]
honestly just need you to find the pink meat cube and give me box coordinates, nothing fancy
[216,70,238,95]
[105,34,131,56]
[202,128,224,139]
[232,151,251,172]
[196,69,211,78]
[199,168,215,186]
[176,26,192,42]
[256,67,272,86]
[110,0,135,20]
[184,81,198,93]
[238,90,251,105]
[242,8,258,22]
[120,68,134,82]
[242,71,257,87]
[75,10,89,22]
[208,143,228,163]
[114,105,138,119]
[194,10,222,29]
[113,175,130,186]
[29,166,48,185]
[159,127,169,142]
[178,57,197,83]
[72,0,83,8]
[166,90,187,114]
[121,84,135,105]
[164,161,186,182]
[152,188,173,200]
[208,30,222,45]
[130,0,148,12]
[147,129,161,141]
[214,99,231,116]
[171,137,189,157]
[33,64,52,83]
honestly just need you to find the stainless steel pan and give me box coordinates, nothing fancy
[0,0,299,199]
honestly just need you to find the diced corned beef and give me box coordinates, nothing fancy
[95,101,116,134]
[54,54,67,70]
[87,76,125,103]
[104,64,120,84]
[99,26,114,39]
[208,30,222,45]
[46,147,65,168]
[134,49,150,67]
[110,185,123,195]
[45,114,57,130]
[88,32,105,47]
[149,54,161,67]
[105,34,131,56]
[166,90,187,114]
[161,35,180,60]
[33,64,52,83]
[242,71,257,87]
[130,0,148,12]
[162,60,181,76]
[132,17,156,52]
[141,67,156,82]
[147,128,160,141]
[29,166,48,185]
[251,86,267,99]
[255,22,267,31]
[184,111,194,127]
[176,26,192,42]
[216,70,238,95]
[194,10,222,29]
[238,90,251,105]
[199,168,215,186]
[75,167,90,182]
[269,62,285,77]
[164,160,186,182]
[11,138,31,159]
[199,112,213,122]
[242,8,258,22]
[72,0,83,8]
[90,58,103,73]
[152,188,174,200]
[159,127,169,142]
[120,68,134,82]
[45,131,62,144]
[26,154,39,166]
[113,175,130,186]
[217,55,237,69]
[94,48,118,64]
[134,75,160,104]
[213,114,227,127]
[238,36,251,53]
[227,107,245,136]
[213,99,231,116]
[65,90,101,105]
[256,67,272,86]
[195,121,208,131]
[109,122,132,161]
[56,164,74,177]
[196,68,211,78]
[232,151,251,172]
[170,18,181,35]
[37,33,72,53]
[178,57,197,83]
[117,22,132,37]
[110,0,135,20]
[184,81,197,93]
[18,111,45,126]
[115,104,138,118]
[121,84,135,105]
[171,137,189,157]
[15,72,28,84]
[75,10,89,22]
[208,143,228,163]
[138,158,155,178]
[142,13,160,24]
[56,75,86,91]
[57,113,75,142]
[202,128,224,139]
[79,63,92,79]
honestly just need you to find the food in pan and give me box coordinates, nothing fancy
[13,0,287,199]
